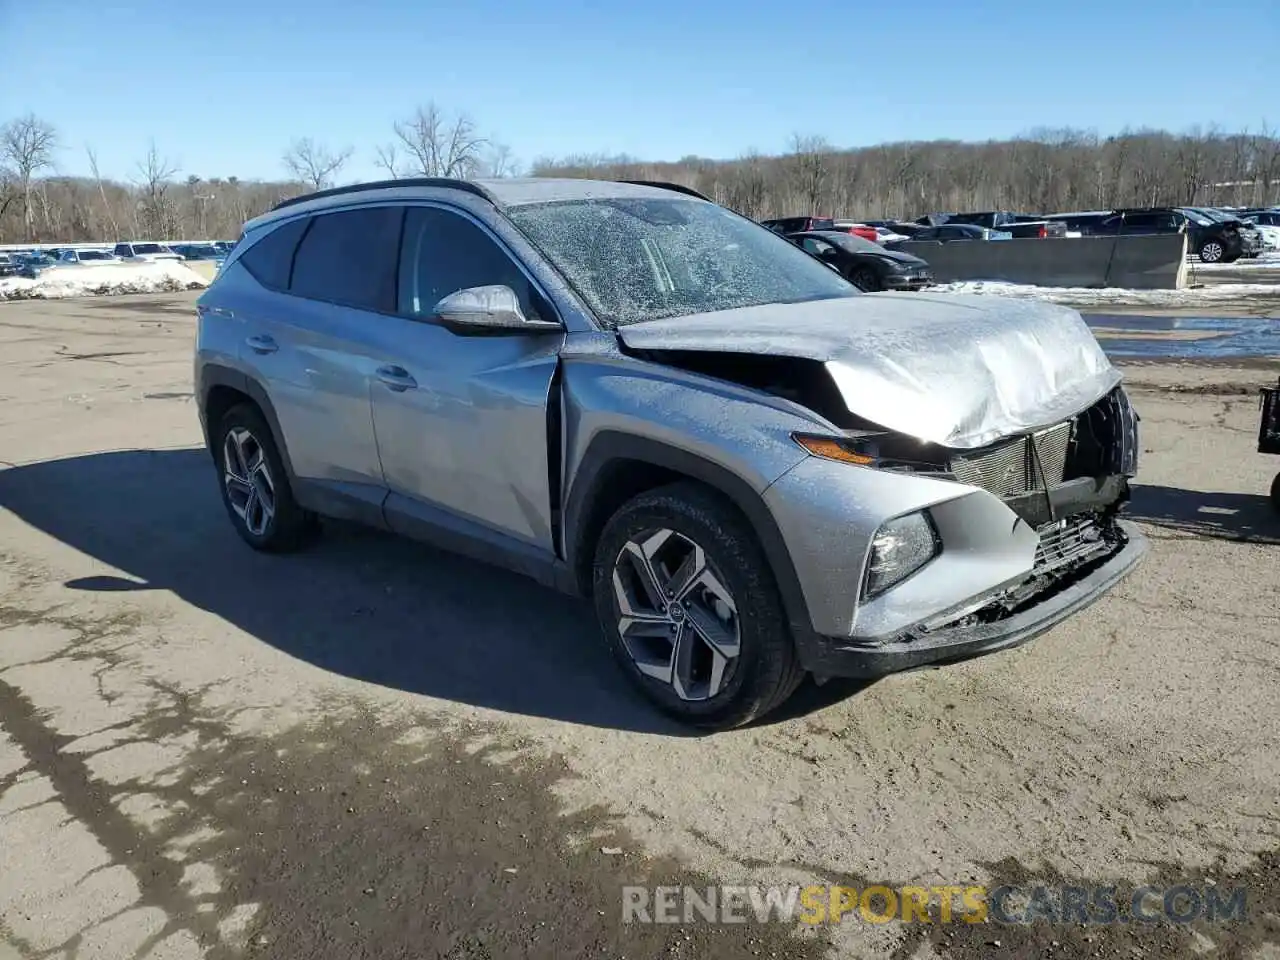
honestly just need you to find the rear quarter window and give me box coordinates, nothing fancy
[238,217,310,291]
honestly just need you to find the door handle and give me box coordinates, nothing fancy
[376,365,417,392]
[245,334,278,355]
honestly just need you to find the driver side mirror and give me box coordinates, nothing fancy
[433,285,562,336]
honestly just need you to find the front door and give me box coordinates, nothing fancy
[369,204,565,558]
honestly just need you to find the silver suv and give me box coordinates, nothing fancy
[195,178,1147,729]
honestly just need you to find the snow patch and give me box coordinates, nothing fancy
[930,279,1280,307]
[0,260,209,301]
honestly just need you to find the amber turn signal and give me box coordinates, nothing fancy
[793,435,876,466]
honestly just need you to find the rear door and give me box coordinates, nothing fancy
[235,207,402,519]
[369,204,565,558]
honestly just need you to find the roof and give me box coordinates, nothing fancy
[248,177,709,234]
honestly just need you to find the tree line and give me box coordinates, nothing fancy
[3,108,1278,245]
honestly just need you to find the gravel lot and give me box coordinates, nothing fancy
[0,292,1277,959]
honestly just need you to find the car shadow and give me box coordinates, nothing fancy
[1128,482,1280,544]
[0,449,866,734]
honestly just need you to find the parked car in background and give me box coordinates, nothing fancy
[873,226,910,244]
[0,254,21,278]
[1087,209,1242,264]
[944,211,1068,239]
[1243,210,1280,227]
[58,248,119,265]
[761,216,836,234]
[114,241,182,262]
[787,230,934,291]
[1192,208,1264,258]
[11,251,58,277]
[830,220,881,243]
[172,243,227,263]
[896,224,1013,243]
[1042,211,1114,236]
[1242,214,1280,251]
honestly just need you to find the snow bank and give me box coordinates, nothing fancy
[0,260,209,301]
[930,279,1280,307]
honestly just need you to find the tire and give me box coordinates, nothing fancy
[1199,239,1226,263]
[1271,472,1280,513]
[850,267,881,292]
[591,482,804,730]
[213,403,318,552]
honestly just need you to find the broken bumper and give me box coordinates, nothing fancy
[794,521,1148,679]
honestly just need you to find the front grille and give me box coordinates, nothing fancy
[950,422,1072,497]
[1034,514,1112,574]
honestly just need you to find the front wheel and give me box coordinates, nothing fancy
[1199,239,1225,263]
[591,482,804,730]
[1271,472,1280,513]
[850,267,881,292]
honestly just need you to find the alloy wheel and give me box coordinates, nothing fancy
[1202,242,1224,263]
[611,528,741,701]
[223,427,276,537]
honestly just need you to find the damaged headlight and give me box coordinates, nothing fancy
[863,511,940,599]
[793,433,953,475]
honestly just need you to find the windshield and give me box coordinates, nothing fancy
[1180,209,1214,226]
[79,250,111,261]
[506,198,857,328]
[184,245,219,258]
[817,232,883,254]
[132,243,166,254]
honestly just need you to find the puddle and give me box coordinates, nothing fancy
[1084,314,1280,359]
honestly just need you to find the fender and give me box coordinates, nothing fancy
[562,430,818,644]
[197,363,299,483]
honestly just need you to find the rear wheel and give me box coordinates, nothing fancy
[1270,472,1280,513]
[591,483,804,729]
[850,267,880,292]
[214,403,318,552]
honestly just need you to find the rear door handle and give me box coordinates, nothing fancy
[376,365,417,392]
[245,334,278,355]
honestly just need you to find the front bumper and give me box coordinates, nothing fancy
[883,273,934,290]
[794,521,1148,678]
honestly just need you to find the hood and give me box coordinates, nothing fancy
[869,247,928,268]
[617,293,1121,450]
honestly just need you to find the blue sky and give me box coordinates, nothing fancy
[2,0,1277,183]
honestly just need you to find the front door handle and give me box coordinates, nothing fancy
[245,334,278,355]
[376,365,417,392]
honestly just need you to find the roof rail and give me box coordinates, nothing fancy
[618,180,713,202]
[271,177,497,213]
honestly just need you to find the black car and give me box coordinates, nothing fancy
[788,230,933,291]
[1089,209,1244,263]
[901,223,1008,242]
[761,216,836,234]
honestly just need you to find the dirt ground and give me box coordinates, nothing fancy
[0,292,1278,960]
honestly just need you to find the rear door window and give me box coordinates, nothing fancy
[289,207,403,311]
[238,216,310,291]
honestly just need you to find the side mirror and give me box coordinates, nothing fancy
[433,285,562,336]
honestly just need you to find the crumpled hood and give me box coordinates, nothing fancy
[617,293,1122,449]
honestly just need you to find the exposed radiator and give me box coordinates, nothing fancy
[951,422,1073,497]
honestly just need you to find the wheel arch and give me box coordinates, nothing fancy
[197,364,298,482]
[563,431,814,643]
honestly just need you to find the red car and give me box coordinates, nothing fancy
[832,220,881,243]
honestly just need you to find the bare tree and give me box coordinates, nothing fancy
[1,114,58,241]
[282,137,353,190]
[788,134,830,214]
[482,142,518,178]
[85,145,121,239]
[373,142,401,179]
[134,141,180,238]
[391,103,487,178]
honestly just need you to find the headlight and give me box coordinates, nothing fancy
[863,511,939,598]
